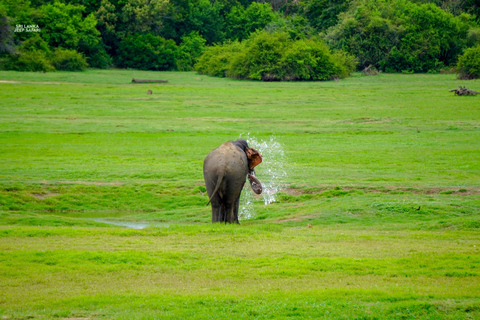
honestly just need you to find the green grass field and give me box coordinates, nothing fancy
[0,70,479,319]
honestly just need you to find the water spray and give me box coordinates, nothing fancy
[239,135,287,220]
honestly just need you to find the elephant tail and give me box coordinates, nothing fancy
[206,173,224,205]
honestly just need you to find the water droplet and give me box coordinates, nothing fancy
[238,134,287,220]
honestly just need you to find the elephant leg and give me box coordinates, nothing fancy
[219,204,226,222]
[225,204,235,224]
[233,197,240,224]
[211,202,221,223]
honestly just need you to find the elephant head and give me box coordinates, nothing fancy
[234,139,263,194]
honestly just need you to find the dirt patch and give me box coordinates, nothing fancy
[283,188,304,196]
[32,192,60,199]
[57,181,123,186]
[276,215,317,223]
[0,80,19,83]
[282,186,480,196]
[343,117,393,124]
[185,117,246,123]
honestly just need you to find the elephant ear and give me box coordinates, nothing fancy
[246,147,262,170]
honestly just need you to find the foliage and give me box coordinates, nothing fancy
[197,31,356,81]
[0,7,14,54]
[2,35,55,71]
[117,0,170,38]
[195,40,244,77]
[228,31,290,80]
[1,35,90,71]
[94,0,118,55]
[116,33,177,70]
[301,0,352,30]
[457,44,480,79]
[225,2,278,41]
[5,51,55,71]
[50,48,88,71]
[1,0,480,73]
[19,34,51,53]
[325,0,473,72]
[163,0,226,45]
[176,31,206,71]
[37,2,101,51]
[265,14,316,40]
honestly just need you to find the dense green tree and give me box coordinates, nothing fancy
[117,33,177,70]
[176,31,206,71]
[94,0,117,57]
[117,0,170,38]
[163,0,226,44]
[326,0,472,72]
[265,14,316,39]
[0,5,14,54]
[226,2,278,41]
[36,1,110,67]
[464,0,480,21]
[300,0,352,30]
[1,0,479,73]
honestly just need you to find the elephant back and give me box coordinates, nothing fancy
[204,141,248,177]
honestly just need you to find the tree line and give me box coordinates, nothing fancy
[1,0,479,79]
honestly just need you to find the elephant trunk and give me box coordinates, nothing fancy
[245,147,263,194]
[248,172,262,194]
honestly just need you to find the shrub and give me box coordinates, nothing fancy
[3,36,55,72]
[275,39,340,80]
[177,31,207,71]
[228,31,290,80]
[19,35,51,54]
[86,46,113,69]
[7,51,55,72]
[50,48,89,71]
[196,31,356,81]
[195,41,244,77]
[117,34,177,71]
[457,45,480,79]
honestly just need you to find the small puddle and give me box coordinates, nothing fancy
[92,219,169,229]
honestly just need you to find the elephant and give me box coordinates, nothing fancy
[203,139,263,224]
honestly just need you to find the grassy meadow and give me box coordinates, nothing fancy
[0,69,479,319]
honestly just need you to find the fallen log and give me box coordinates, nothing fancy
[449,86,480,96]
[132,78,168,83]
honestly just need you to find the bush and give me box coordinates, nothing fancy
[195,41,244,77]
[86,46,113,69]
[3,36,55,72]
[196,31,356,81]
[19,35,51,53]
[6,51,55,72]
[117,34,178,71]
[457,45,480,79]
[228,31,290,80]
[275,39,342,80]
[50,48,89,71]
